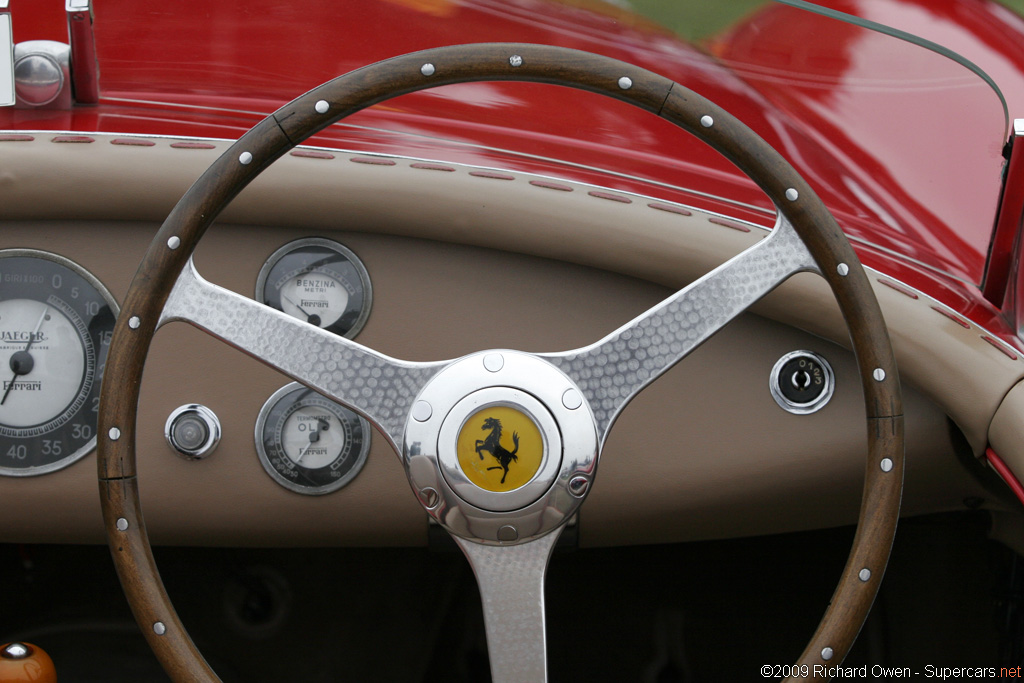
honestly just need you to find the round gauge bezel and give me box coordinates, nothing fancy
[0,249,119,477]
[254,382,371,495]
[254,237,372,340]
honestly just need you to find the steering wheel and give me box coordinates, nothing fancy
[97,44,903,682]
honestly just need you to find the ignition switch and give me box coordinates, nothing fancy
[769,351,835,414]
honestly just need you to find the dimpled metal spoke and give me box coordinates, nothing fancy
[455,530,562,683]
[546,214,816,443]
[161,260,444,447]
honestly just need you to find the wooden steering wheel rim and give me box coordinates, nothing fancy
[97,43,904,681]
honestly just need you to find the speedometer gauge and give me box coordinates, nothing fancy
[255,383,371,495]
[255,238,372,339]
[0,250,118,476]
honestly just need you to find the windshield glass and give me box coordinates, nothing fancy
[626,0,1015,284]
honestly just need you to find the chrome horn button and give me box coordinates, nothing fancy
[403,351,598,544]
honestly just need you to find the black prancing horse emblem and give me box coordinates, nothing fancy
[474,417,519,484]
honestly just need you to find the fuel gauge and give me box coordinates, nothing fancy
[255,383,371,495]
[255,238,372,339]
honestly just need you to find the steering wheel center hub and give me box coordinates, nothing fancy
[403,351,598,543]
[442,389,557,510]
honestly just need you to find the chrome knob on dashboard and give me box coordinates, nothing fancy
[164,404,221,459]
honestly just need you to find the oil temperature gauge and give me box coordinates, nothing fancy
[255,382,371,495]
[255,238,371,339]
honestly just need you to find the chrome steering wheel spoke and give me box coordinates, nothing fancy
[545,212,818,445]
[455,529,563,683]
[160,258,445,449]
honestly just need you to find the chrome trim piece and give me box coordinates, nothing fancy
[545,211,818,444]
[164,404,221,460]
[455,528,561,683]
[2,643,29,659]
[1,13,16,107]
[12,41,71,109]
[404,351,598,543]
[162,259,444,450]
[769,350,835,415]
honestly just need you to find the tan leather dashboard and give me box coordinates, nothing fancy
[0,134,1018,547]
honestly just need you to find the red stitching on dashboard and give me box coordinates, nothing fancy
[708,217,751,233]
[51,135,94,143]
[588,191,631,204]
[349,156,394,165]
[648,202,692,216]
[291,149,335,159]
[111,138,156,147]
[0,134,35,142]
[982,335,1019,360]
[931,306,970,329]
[170,141,217,149]
[529,180,572,192]
[878,278,919,299]
[469,171,515,180]
[410,162,455,172]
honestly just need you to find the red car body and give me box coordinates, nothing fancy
[3,0,1024,680]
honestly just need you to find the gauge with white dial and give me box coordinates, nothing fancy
[0,250,118,476]
[255,382,371,495]
[255,238,372,339]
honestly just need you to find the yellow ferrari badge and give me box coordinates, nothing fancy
[457,405,544,492]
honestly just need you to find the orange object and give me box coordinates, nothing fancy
[0,643,56,683]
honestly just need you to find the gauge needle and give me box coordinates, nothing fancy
[295,418,330,464]
[1,306,48,406]
[296,429,319,464]
[280,293,322,327]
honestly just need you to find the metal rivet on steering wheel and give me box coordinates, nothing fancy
[98,43,903,682]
